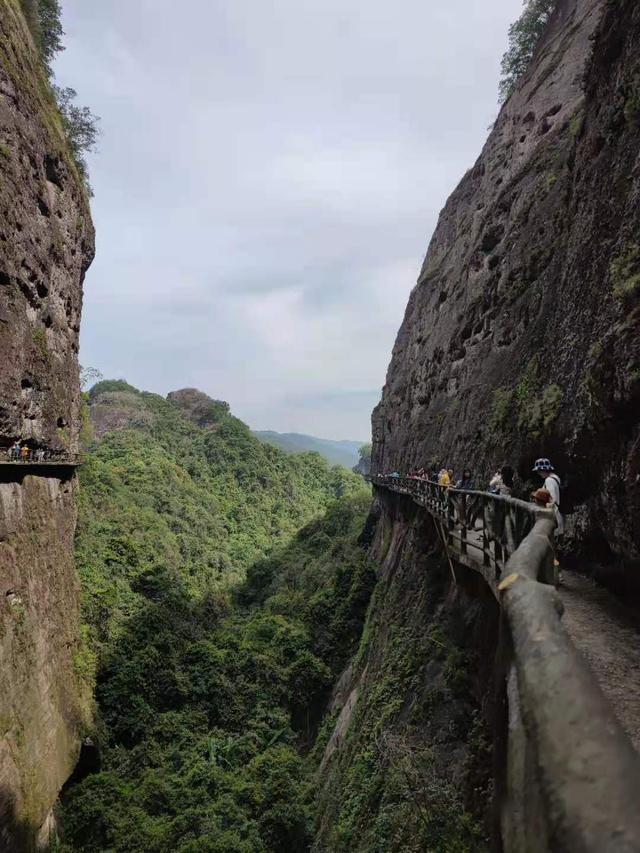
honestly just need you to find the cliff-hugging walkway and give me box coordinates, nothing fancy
[376,474,640,750]
[374,473,640,851]
[561,572,640,751]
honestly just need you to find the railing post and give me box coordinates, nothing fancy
[494,539,504,579]
[460,494,467,555]
[482,500,491,569]
[447,492,455,545]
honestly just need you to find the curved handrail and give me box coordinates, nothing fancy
[373,475,555,585]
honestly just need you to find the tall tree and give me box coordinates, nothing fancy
[499,0,557,102]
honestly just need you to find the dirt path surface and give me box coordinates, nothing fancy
[561,571,640,751]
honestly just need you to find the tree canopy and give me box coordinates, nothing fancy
[56,385,374,851]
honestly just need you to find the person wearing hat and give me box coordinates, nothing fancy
[532,458,563,533]
[533,458,565,586]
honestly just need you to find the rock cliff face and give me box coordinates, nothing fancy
[373,0,640,577]
[315,492,500,851]
[0,1,94,847]
[319,2,640,844]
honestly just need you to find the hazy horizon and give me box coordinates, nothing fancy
[56,0,523,441]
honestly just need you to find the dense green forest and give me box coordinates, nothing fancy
[56,383,375,852]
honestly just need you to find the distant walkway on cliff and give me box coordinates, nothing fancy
[0,448,79,466]
[0,449,79,481]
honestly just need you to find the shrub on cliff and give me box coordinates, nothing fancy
[52,85,100,181]
[20,0,63,74]
[20,0,100,189]
[499,0,557,101]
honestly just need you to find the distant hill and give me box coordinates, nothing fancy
[253,431,365,468]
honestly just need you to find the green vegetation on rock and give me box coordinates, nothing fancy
[315,546,491,853]
[610,242,640,304]
[18,0,99,187]
[499,0,557,102]
[490,359,562,441]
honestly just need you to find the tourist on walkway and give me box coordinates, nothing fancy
[10,441,20,460]
[530,487,552,507]
[20,445,29,462]
[489,465,514,496]
[532,458,564,535]
[455,469,474,490]
[438,468,451,487]
[532,458,564,585]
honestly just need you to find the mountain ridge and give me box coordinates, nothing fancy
[253,431,366,468]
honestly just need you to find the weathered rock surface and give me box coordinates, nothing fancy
[0,473,86,851]
[88,390,154,439]
[0,1,94,847]
[0,0,94,457]
[167,388,230,429]
[372,0,640,574]
[315,491,499,851]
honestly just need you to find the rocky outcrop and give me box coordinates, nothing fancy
[372,0,640,578]
[315,491,500,851]
[318,4,640,847]
[88,390,153,439]
[0,472,85,851]
[167,388,230,429]
[0,2,94,457]
[0,0,94,847]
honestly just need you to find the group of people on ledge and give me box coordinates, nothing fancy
[7,442,46,462]
[382,458,563,533]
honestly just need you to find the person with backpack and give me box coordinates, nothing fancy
[532,458,564,534]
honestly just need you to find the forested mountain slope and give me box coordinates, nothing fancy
[56,382,374,852]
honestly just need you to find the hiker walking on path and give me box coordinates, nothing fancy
[489,465,514,496]
[533,458,564,535]
[20,445,29,462]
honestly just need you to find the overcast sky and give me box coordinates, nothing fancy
[55,0,522,440]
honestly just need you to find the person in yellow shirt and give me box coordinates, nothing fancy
[438,468,452,487]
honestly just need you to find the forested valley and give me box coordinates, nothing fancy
[55,383,376,852]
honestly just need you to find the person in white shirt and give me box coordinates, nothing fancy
[532,458,563,534]
[533,458,564,584]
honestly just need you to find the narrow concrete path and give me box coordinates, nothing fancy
[561,571,640,751]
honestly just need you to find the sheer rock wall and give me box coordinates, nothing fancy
[373,0,640,576]
[0,1,94,847]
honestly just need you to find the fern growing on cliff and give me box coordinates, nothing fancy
[499,0,557,102]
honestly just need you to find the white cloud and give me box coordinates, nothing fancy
[55,0,523,439]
